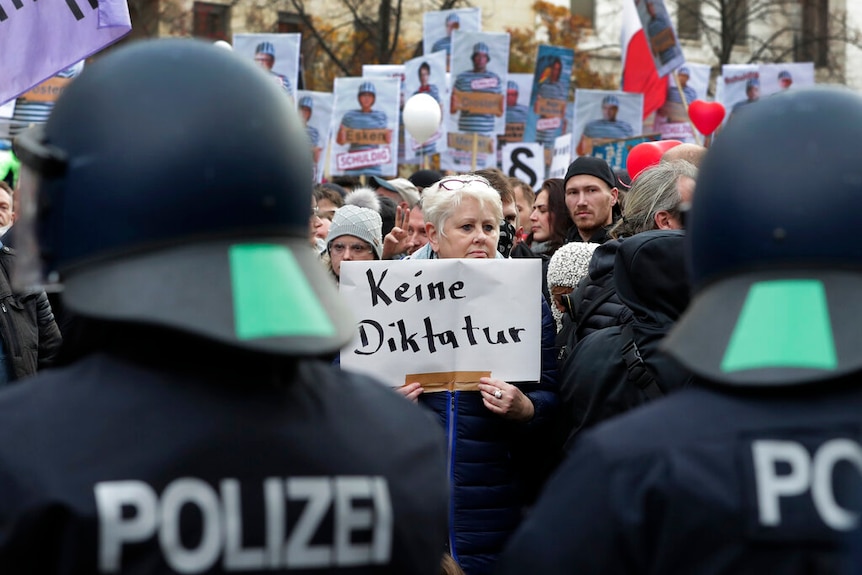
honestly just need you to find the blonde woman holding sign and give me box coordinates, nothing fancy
[401,174,560,575]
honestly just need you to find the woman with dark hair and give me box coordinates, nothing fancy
[527,178,570,255]
[527,178,573,307]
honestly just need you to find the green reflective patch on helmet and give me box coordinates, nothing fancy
[721,279,837,373]
[230,244,335,340]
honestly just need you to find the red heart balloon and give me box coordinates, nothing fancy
[688,100,726,136]
[626,142,664,181]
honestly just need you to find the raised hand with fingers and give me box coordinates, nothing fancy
[382,205,411,259]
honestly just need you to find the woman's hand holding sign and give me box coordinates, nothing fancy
[479,378,535,422]
[396,381,424,403]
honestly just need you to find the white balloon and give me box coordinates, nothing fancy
[213,40,233,51]
[402,93,442,144]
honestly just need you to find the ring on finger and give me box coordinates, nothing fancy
[494,389,503,400]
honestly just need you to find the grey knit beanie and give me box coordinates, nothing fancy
[546,242,600,331]
[326,204,383,259]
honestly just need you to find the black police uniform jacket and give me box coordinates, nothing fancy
[0,346,448,574]
[497,378,862,575]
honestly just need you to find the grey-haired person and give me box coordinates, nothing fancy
[402,174,560,575]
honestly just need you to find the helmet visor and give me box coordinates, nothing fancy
[11,164,58,294]
[11,125,67,294]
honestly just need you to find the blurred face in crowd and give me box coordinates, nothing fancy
[254,53,274,71]
[405,207,428,255]
[513,184,534,225]
[507,89,519,107]
[428,197,499,259]
[503,199,518,230]
[317,198,339,221]
[664,175,696,230]
[472,52,489,73]
[329,235,375,277]
[550,60,562,82]
[376,186,404,208]
[747,85,760,102]
[529,189,551,242]
[358,92,376,112]
[315,216,331,240]
[565,175,617,240]
[309,198,323,247]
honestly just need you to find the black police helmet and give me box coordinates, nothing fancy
[14,39,354,356]
[663,86,862,386]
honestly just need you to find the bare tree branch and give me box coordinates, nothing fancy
[675,0,862,74]
[288,0,351,75]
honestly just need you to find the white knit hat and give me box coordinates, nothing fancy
[326,205,383,259]
[547,242,600,331]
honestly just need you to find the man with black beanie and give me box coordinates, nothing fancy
[563,156,620,244]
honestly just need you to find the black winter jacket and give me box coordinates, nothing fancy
[559,230,692,444]
[568,239,630,342]
[0,246,61,380]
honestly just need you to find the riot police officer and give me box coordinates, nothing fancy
[4,39,447,573]
[497,86,862,574]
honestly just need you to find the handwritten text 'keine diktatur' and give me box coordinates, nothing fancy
[356,268,526,355]
[339,259,542,387]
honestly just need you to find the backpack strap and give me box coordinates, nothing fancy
[620,323,664,400]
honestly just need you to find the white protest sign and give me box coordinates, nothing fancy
[0,0,131,105]
[339,259,542,388]
[549,133,572,180]
[502,142,544,192]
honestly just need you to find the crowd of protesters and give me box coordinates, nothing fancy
[306,139,707,574]
[4,38,862,575]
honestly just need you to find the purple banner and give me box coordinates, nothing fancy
[0,0,131,105]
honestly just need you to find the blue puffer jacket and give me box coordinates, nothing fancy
[417,300,559,575]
